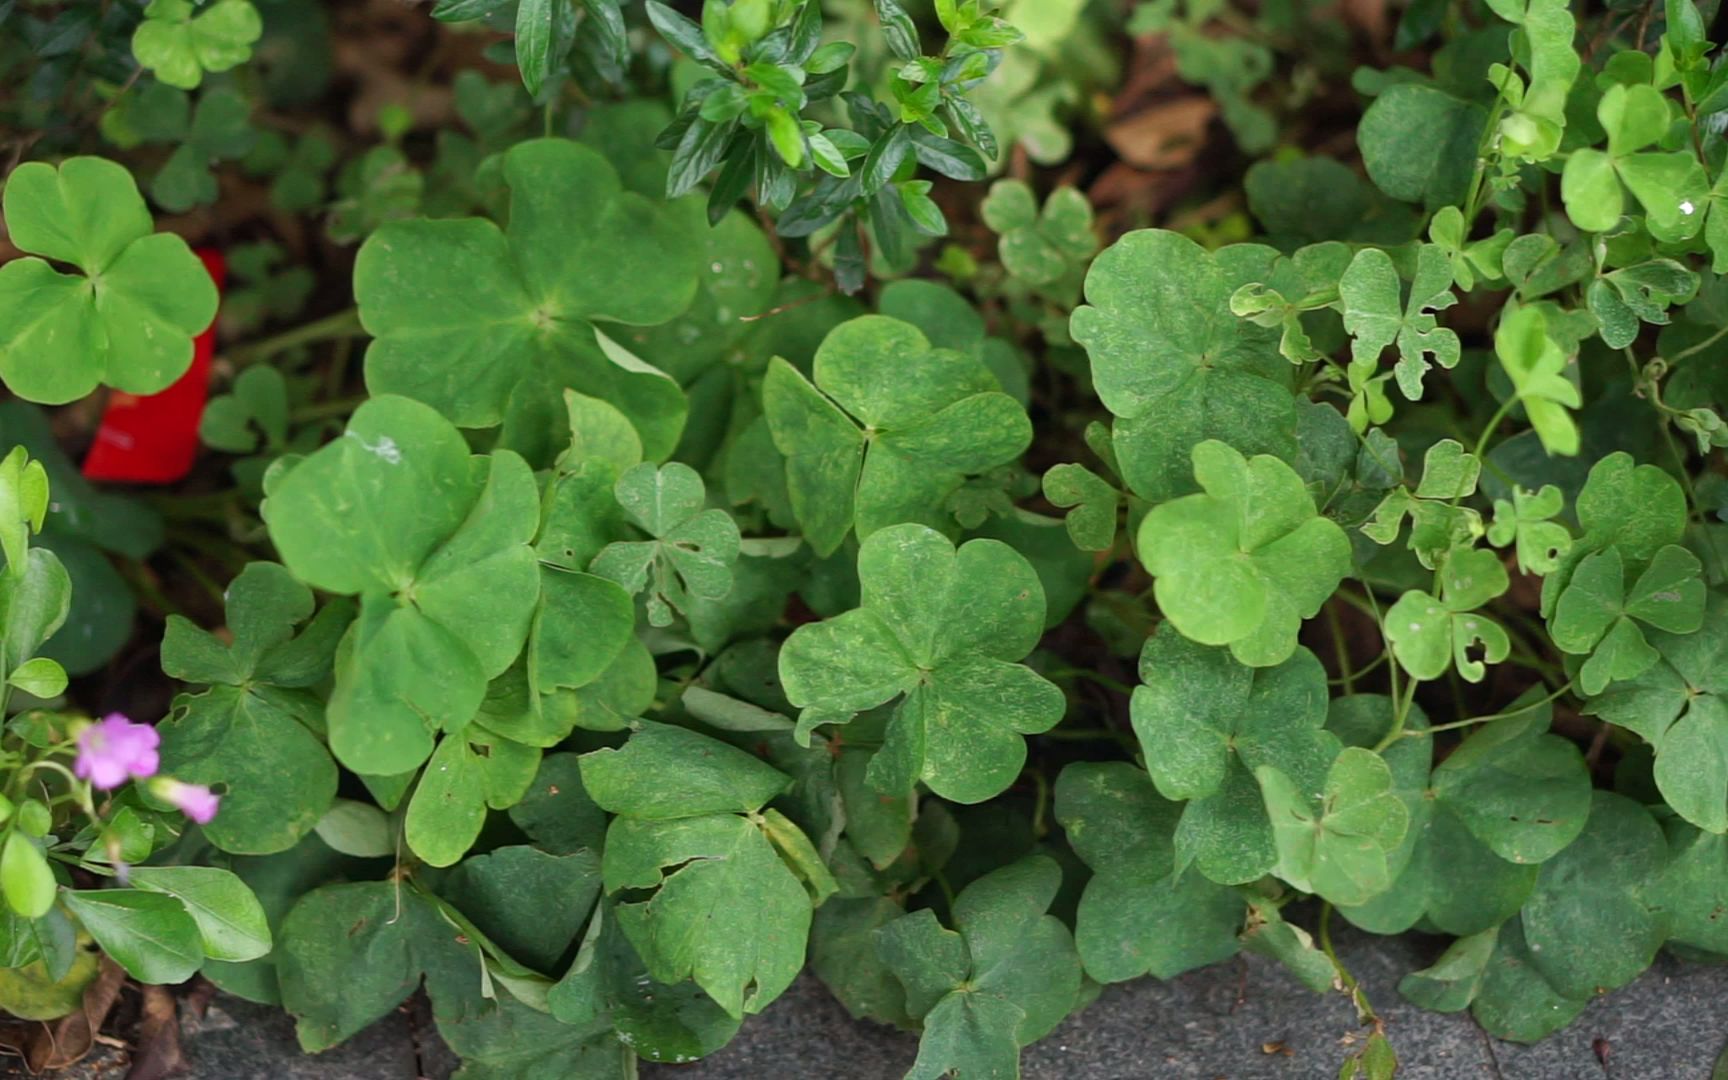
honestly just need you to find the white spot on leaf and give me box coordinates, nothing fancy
[346,431,403,464]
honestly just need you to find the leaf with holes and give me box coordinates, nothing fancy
[1384,546,1511,682]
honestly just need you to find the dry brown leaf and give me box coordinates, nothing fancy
[1341,0,1390,51]
[0,955,129,1074]
[125,985,184,1080]
[1105,97,1217,171]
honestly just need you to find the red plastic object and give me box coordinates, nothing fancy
[81,248,226,485]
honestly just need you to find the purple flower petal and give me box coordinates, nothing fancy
[154,779,220,825]
[75,714,161,791]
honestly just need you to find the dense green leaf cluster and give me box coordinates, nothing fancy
[12,0,1728,1076]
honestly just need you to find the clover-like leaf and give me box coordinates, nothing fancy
[1577,453,1686,553]
[981,180,1097,288]
[1362,438,1487,568]
[403,726,540,867]
[1587,595,1728,832]
[1560,84,1708,242]
[1487,484,1571,576]
[547,896,745,1061]
[778,523,1062,803]
[1229,284,1320,366]
[201,365,289,455]
[1137,440,1351,667]
[1412,438,1481,501]
[158,563,353,854]
[1070,230,1297,501]
[148,88,257,213]
[589,462,740,627]
[0,157,218,404]
[1259,746,1409,906]
[1358,84,1486,207]
[1660,823,1728,955]
[1054,761,1245,983]
[1469,917,1587,1043]
[1494,304,1580,457]
[355,139,699,460]
[1586,259,1699,350]
[1340,245,1460,401]
[1384,546,1511,682]
[1517,791,1668,1000]
[131,0,262,90]
[762,316,1031,558]
[875,856,1082,1080]
[582,722,825,1019]
[440,845,602,975]
[1337,699,1590,939]
[1226,241,1352,368]
[264,396,541,775]
[277,882,471,1053]
[1549,544,1705,695]
[1041,463,1121,552]
[1429,205,1512,292]
[1428,708,1593,865]
[1130,627,1339,884]
[1399,928,1496,1013]
[1540,451,1689,615]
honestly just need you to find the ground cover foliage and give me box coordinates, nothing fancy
[4,0,1728,1076]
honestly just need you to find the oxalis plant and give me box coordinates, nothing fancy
[4,0,1728,1076]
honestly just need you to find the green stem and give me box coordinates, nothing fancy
[1040,727,1131,744]
[1658,419,1728,581]
[1326,600,1356,695]
[1403,681,1574,738]
[1667,321,1728,364]
[1461,70,1513,222]
[1346,582,1401,713]
[1030,769,1050,840]
[932,868,957,910]
[1044,666,1135,696]
[1328,648,1389,687]
[1318,902,1376,1024]
[1468,395,1518,476]
[1373,673,1420,752]
[290,397,368,424]
[230,308,364,367]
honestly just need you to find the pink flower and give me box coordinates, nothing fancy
[74,714,160,790]
[151,778,220,825]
